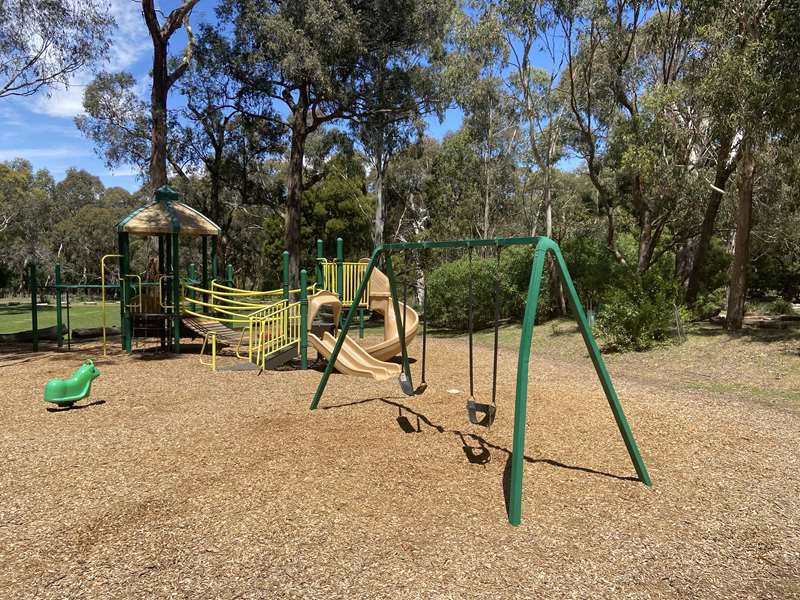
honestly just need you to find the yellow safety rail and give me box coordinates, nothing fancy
[158,274,174,309]
[182,280,311,371]
[318,259,370,308]
[250,300,301,369]
[125,274,142,311]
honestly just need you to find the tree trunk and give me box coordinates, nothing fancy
[285,124,306,288]
[150,40,169,188]
[685,134,737,304]
[725,137,755,331]
[372,141,385,249]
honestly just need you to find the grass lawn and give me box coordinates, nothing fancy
[0,302,120,335]
[439,317,800,407]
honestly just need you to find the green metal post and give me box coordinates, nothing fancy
[158,235,165,274]
[226,262,234,288]
[336,237,344,327]
[300,269,308,369]
[551,243,651,486]
[508,238,651,526]
[171,233,181,352]
[282,250,290,300]
[384,254,413,386]
[211,237,218,280]
[187,263,197,308]
[508,241,548,526]
[336,237,344,295]
[119,232,131,352]
[316,239,324,286]
[55,264,63,348]
[310,249,379,410]
[201,235,209,313]
[358,307,365,338]
[29,262,38,352]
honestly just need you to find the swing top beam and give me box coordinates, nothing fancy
[309,236,652,527]
[380,236,540,251]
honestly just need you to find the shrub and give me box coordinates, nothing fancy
[691,287,726,320]
[594,271,682,352]
[426,253,513,330]
[764,298,795,316]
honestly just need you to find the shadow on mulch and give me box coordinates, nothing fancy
[322,395,641,520]
[45,400,107,413]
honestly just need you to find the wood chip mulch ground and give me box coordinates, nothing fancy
[0,336,798,599]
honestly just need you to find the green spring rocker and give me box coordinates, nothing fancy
[44,360,101,408]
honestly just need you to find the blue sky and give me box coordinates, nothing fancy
[0,0,467,193]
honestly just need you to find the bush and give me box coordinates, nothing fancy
[594,271,682,352]
[763,298,795,316]
[691,287,726,320]
[426,254,513,330]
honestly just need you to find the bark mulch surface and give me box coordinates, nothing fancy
[0,336,798,599]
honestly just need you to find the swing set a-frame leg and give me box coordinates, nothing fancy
[507,238,651,527]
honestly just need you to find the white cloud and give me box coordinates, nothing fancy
[108,166,141,177]
[0,147,91,161]
[32,0,152,118]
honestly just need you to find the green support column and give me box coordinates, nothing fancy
[171,233,181,352]
[336,237,344,328]
[201,235,209,314]
[300,269,308,369]
[315,239,324,286]
[310,249,379,410]
[211,237,218,280]
[158,235,165,274]
[29,263,38,352]
[507,238,651,526]
[55,264,63,348]
[226,263,234,288]
[336,237,344,299]
[119,232,131,352]
[282,250,290,300]
[384,255,412,386]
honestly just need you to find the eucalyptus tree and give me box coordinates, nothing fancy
[218,0,453,284]
[141,0,201,187]
[0,0,112,99]
[350,0,452,249]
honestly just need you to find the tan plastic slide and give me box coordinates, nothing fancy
[306,266,419,380]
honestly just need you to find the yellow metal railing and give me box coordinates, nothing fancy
[125,274,142,311]
[181,280,306,371]
[158,275,174,309]
[249,300,301,369]
[318,259,370,308]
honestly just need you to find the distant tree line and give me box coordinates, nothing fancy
[1,0,799,338]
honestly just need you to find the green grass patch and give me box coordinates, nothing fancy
[0,302,120,334]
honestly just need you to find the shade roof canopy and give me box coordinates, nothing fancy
[116,186,220,237]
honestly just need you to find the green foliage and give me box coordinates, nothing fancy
[561,237,620,307]
[692,287,726,320]
[262,152,373,288]
[426,254,510,330]
[595,271,682,352]
[0,0,112,99]
[763,298,795,316]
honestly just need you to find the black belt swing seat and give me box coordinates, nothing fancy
[464,245,500,428]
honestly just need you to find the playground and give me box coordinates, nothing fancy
[1,326,798,598]
[1,188,798,598]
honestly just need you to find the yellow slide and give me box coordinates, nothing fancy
[306,267,418,380]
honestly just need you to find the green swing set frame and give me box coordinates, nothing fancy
[310,236,652,526]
